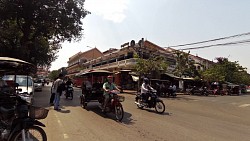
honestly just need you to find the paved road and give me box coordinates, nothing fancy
[34,84,250,141]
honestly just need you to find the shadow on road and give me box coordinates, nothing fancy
[139,108,171,116]
[80,103,135,124]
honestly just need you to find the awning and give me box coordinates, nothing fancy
[182,77,195,80]
[164,73,180,79]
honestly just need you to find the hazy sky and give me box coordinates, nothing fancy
[50,0,250,73]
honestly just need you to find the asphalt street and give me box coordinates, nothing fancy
[33,84,250,141]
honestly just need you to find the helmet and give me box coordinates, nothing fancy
[143,78,149,84]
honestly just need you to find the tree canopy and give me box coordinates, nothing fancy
[201,57,250,85]
[173,50,199,78]
[48,70,60,81]
[134,54,168,79]
[0,0,90,66]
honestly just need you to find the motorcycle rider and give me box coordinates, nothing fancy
[66,77,73,86]
[102,75,120,112]
[65,77,73,97]
[82,77,92,99]
[141,78,154,103]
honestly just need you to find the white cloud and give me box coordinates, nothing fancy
[85,0,129,23]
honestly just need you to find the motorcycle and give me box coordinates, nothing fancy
[0,88,48,141]
[201,87,209,96]
[167,87,177,97]
[99,90,125,121]
[0,57,48,141]
[135,89,165,114]
[189,86,209,96]
[65,84,74,100]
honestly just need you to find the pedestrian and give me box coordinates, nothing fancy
[53,73,64,111]
[49,77,57,106]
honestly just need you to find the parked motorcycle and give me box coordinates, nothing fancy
[99,90,125,121]
[189,86,209,96]
[65,84,74,100]
[0,92,48,141]
[201,87,209,96]
[135,89,165,114]
[0,57,48,141]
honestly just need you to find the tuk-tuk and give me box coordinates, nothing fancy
[79,69,125,121]
[0,57,48,140]
[79,69,113,108]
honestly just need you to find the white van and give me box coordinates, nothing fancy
[2,75,34,104]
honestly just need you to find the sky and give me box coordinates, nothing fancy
[50,0,250,73]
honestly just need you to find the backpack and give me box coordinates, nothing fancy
[57,82,65,94]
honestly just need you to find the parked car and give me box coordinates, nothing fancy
[2,75,34,103]
[34,79,43,92]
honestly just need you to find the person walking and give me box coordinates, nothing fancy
[49,77,57,106]
[53,74,64,111]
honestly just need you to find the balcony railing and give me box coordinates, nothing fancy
[87,58,137,70]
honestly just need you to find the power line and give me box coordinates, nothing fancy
[166,32,250,48]
[180,39,250,50]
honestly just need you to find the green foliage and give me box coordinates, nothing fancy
[48,70,60,81]
[133,54,168,78]
[0,0,90,66]
[201,57,250,85]
[173,50,199,78]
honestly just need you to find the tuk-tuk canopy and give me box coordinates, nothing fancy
[0,57,36,75]
[77,69,113,77]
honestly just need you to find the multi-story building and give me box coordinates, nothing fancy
[37,66,49,78]
[66,48,103,78]
[188,54,214,71]
[69,38,214,90]
[79,38,176,89]
[165,47,214,72]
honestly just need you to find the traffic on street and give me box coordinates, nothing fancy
[34,84,250,141]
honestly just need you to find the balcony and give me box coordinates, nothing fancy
[88,58,137,70]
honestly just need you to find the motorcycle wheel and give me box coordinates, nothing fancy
[155,101,165,114]
[10,126,47,141]
[136,98,144,109]
[115,105,124,122]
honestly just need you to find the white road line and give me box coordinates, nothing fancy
[238,104,250,108]
[54,113,69,139]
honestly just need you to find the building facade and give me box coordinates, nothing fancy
[68,38,214,90]
[66,48,103,77]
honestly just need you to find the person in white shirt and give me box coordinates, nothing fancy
[53,74,64,111]
[141,78,154,102]
[49,77,57,105]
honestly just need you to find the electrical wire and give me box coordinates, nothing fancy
[166,32,250,48]
[179,39,250,50]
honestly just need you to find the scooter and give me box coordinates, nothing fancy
[65,84,74,100]
[135,89,165,114]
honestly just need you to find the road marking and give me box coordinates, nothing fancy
[64,134,69,139]
[54,113,69,139]
[238,104,250,108]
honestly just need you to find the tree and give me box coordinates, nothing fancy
[48,70,60,81]
[201,57,250,85]
[134,54,168,79]
[0,0,90,66]
[173,50,198,78]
